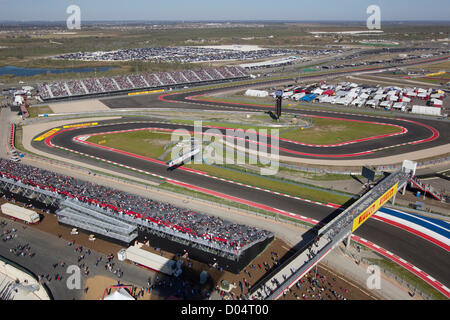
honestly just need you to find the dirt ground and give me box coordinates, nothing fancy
[0,196,377,300]
[83,275,153,300]
[49,99,110,113]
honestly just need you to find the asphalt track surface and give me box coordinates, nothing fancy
[31,58,450,290]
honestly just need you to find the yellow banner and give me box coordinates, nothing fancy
[352,183,398,232]
[128,89,164,96]
[426,71,446,77]
[63,122,98,129]
[34,128,61,141]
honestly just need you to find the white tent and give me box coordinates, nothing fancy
[417,92,428,99]
[282,91,294,98]
[366,100,378,108]
[392,102,407,111]
[103,288,135,300]
[432,99,443,107]
[400,96,411,103]
[292,92,306,100]
[388,95,399,102]
[352,98,366,107]
[359,93,370,99]
[380,100,393,109]
[245,89,268,98]
[373,94,384,101]
[312,88,323,95]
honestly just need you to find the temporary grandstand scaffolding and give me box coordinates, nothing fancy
[0,160,273,273]
[0,176,60,206]
[56,199,138,244]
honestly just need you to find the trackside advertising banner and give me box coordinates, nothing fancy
[352,183,398,232]
[33,128,61,141]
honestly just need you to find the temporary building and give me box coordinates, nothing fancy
[360,93,370,99]
[123,245,182,277]
[13,95,24,107]
[411,105,441,116]
[312,88,323,95]
[380,100,393,109]
[392,102,408,111]
[432,99,443,107]
[1,203,40,223]
[417,92,428,99]
[351,98,366,107]
[366,100,378,108]
[335,90,348,97]
[388,95,399,102]
[303,94,317,102]
[292,92,306,100]
[245,89,269,98]
[346,92,358,98]
[430,93,444,99]
[373,94,384,101]
[317,95,332,103]
[282,91,294,98]
[400,96,411,103]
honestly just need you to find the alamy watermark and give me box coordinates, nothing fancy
[66,265,81,290]
[366,265,381,290]
[66,5,81,30]
[367,5,381,30]
[169,121,280,175]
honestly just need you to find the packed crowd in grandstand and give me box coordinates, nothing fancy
[0,159,272,250]
[53,47,342,63]
[36,66,248,100]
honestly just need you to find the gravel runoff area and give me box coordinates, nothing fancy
[48,99,111,114]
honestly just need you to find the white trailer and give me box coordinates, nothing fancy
[1,203,40,224]
[245,89,268,98]
[411,105,441,116]
[121,245,182,277]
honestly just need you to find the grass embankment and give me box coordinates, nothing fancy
[27,105,53,118]
[185,163,352,205]
[86,129,353,205]
[367,258,448,300]
[87,130,170,160]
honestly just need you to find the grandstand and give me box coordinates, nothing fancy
[36,66,249,101]
[0,158,272,273]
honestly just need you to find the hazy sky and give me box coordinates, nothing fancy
[1,0,450,22]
